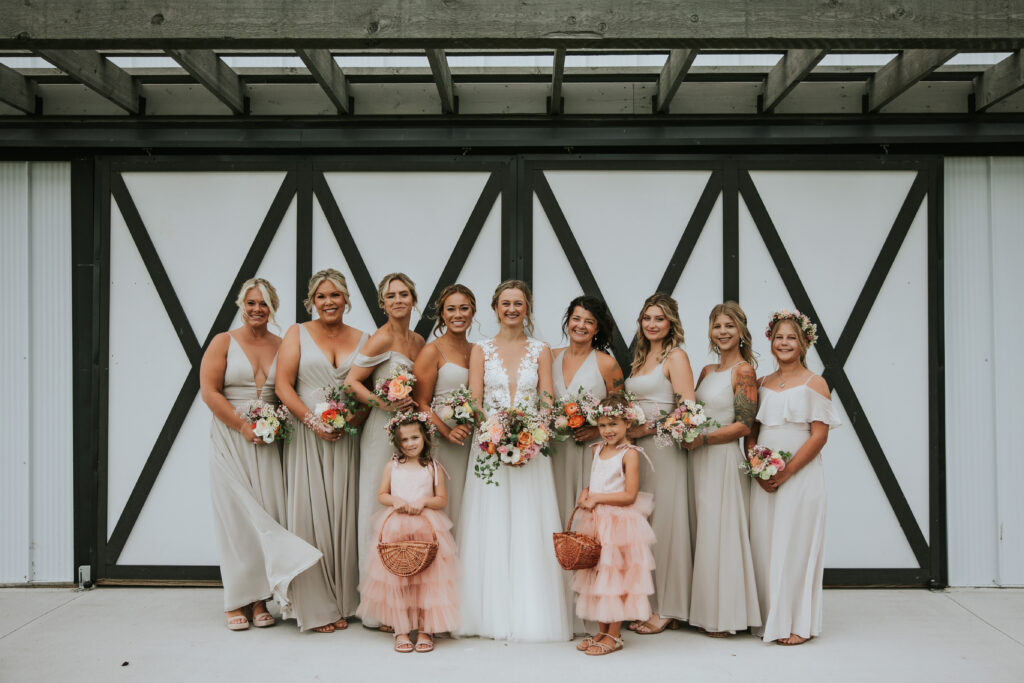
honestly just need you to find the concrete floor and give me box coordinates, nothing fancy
[1,587,1023,682]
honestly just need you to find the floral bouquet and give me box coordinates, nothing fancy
[309,384,360,436]
[741,444,793,480]
[431,386,483,428]
[240,400,293,444]
[474,405,552,486]
[373,366,416,409]
[654,400,720,447]
[550,387,599,441]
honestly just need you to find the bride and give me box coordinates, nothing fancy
[457,280,572,642]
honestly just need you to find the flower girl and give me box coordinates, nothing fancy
[571,394,656,655]
[356,412,460,653]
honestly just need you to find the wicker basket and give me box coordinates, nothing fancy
[377,509,439,577]
[552,506,601,570]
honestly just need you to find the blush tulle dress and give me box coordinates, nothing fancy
[356,458,460,635]
[571,443,656,624]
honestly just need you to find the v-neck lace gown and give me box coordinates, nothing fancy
[455,338,572,642]
[281,325,367,630]
[209,337,322,613]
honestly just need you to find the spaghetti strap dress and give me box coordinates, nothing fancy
[689,363,760,633]
[625,356,692,621]
[551,348,608,525]
[750,376,840,642]
[356,459,460,635]
[354,350,415,600]
[431,359,472,532]
[209,337,321,613]
[282,325,367,630]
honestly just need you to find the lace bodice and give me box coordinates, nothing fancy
[480,337,544,411]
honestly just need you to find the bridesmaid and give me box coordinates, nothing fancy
[412,284,476,532]
[550,295,623,524]
[624,293,695,634]
[748,311,840,645]
[200,277,321,631]
[345,272,424,626]
[683,301,761,637]
[276,268,368,633]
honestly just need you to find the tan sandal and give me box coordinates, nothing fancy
[225,611,249,631]
[415,633,434,653]
[394,634,414,653]
[584,633,623,656]
[634,618,679,634]
[312,623,335,634]
[576,634,596,651]
[776,634,811,646]
[333,618,349,631]
[251,602,275,628]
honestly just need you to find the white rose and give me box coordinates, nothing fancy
[632,406,646,424]
[765,465,778,477]
[759,470,772,480]
[692,413,706,426]
[312,402,329,416]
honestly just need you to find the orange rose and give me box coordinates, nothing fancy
[749,456,762,469]
[517,430,533,450]
[322,409,339,423]
[487,442,497,455]
[567,414,585,429]
[564,402,580,416]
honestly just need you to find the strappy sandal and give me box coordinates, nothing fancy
[584,633,623,656]
[250,603,275,628]
[333,618,349,631]
[414,633,434,653]
[634,618,679,634]
[225,611,249,631]
[312,623,335,633]
[394,635,414,653]
[702,628,730,638]
[576,634,596,651]
[776,634,811,646]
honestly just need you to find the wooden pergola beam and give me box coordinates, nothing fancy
[550,48,565,115]
[425,48,455,114]
[865,48,957,112]
[296,49,351,115]
[166,49,247,114]
[654,49,697,114]
[4,2,1024,49]
[761,49,827,114]
[0,62,38,114]
[975,50,1024,112]
[34,49,140,113]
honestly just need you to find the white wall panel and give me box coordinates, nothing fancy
[454,200,502,343]
[0,162,72,583]
[0,163,31,583]
[944,157,1024,586]
[990,159,1024,586]
[107,202,192,537]
[28,163,73,581]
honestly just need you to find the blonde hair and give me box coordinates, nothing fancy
[304,268,352,314]
[708,301,757,370]
[769,318,810,369]
[491,279,535,336]
[235,277,280,330]
[631,293,685,374]
[432,283,477,337]
[376,272,418,310]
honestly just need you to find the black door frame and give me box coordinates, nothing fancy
[73,151,944,587]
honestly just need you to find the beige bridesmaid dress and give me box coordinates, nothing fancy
[282,325,367,630]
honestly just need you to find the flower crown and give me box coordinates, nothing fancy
[587,393,646,425]
[765,309,818,347]
[384,411,437,441]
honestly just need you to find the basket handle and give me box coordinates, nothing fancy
[378,508,439,544]
[565,505,583,533]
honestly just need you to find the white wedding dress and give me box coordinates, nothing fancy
[456,338,573,642]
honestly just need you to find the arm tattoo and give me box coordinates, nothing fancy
[733,367,758,429]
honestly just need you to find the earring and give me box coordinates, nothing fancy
[739,339,745,347]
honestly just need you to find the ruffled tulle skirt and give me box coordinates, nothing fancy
[571,492,656,623]
[356,507,460,635]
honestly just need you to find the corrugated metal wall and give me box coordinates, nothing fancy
[945,157,1024,587]
[0,161,73,583]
